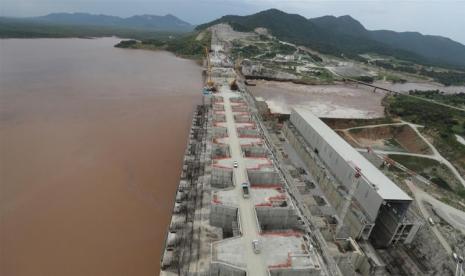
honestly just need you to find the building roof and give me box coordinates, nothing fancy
[292,107,411,201]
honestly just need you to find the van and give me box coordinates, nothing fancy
[252,239,261,254]
[241,183,250,198]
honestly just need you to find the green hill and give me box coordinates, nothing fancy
[0,12,194,38]
[31,13,194,32]
[196,9,465,70]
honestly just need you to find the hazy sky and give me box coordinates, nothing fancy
[2,0,465,44]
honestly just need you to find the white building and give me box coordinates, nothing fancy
[289,108,421,247]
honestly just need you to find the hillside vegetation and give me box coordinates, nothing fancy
[409,90,465,109]
[196,9,465,71]
[0,17,179,39]
[386,94,465,177]
[115,31,211,60]
[29,13,193,32]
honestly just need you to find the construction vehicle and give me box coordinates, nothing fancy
[204,46,216,92]
[241,183,250,198]
[230,79,239,91]
[252,239,261,254]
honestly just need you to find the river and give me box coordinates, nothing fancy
[372,80,465,94]
[0,37,202,276]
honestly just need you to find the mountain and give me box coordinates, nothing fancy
[369,30,465,69]
[19,12,194,32]
[309,14,465,69]
[197,9,465,69]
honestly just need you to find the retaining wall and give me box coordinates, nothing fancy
[213,127,228,138]
[256,207,300,231]
[211,168,233,188]
[270,268,321,276]
[210,263,246,276]
[248,170,282,186]
[237,128,260,137]
[212,144,230,159]
[210,205,238,232]
[242,145,268,158]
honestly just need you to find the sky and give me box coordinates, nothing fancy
[2,0,465,44]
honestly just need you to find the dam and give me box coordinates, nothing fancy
[159,28,329,276]
[159,24,423,276]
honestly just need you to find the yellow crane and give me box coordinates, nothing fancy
[204,47,215,88]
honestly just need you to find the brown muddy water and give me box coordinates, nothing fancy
[0,37,202,276]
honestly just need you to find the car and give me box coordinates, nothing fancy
[241,183,250,198]
[252,239,261,254]
[233,161,238,168]
[453,252,458,262]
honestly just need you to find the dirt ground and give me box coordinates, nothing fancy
[248,80,385,118]
[342,125,432,154]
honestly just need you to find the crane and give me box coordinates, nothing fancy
[204,46,215,89]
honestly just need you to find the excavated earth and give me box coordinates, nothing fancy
[339,125,432,155]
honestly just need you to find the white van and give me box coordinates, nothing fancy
[252,239,261,254]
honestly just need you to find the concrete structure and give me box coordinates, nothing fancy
[205,34,326,273]
[211,167,233,188]
[161,26,330,276]
[208,93,324,275]
[287,107,421,247]
[242,144,268,158]
[327,238,368,276]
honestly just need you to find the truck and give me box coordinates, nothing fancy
[241,183,250,198]
[252,239,261,254]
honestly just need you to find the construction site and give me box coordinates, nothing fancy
[159,24,464,276]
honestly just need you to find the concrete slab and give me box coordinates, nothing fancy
[251,186,287,207]
[213,157,272,170]
[215,136,263,145]
[213,189,239,206]
[212,237,247,268]
[260,233,319,269]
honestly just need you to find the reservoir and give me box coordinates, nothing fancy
[0,37,202,276]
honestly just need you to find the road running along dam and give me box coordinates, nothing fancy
[157,26,336,276]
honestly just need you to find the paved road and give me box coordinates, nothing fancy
[343,121,465,188]
[405,122,465,188]
[406,180,465,235]
[245,90,341,276]
[337,122,406,131]
[405,180,453,254]
[222,89,267,275]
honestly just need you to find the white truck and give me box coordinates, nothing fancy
[252,239,261,254]
[241,183,250,198]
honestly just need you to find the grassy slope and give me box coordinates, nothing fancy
[0,18,181,39]
[386,94,465,180]
[196,9,465,71]
[114,31,212,60]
